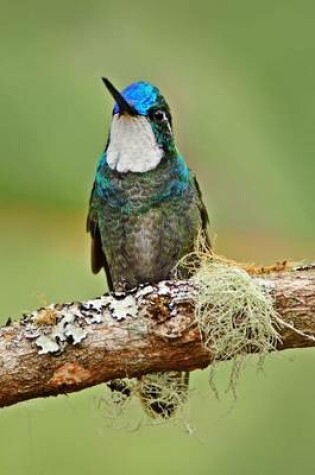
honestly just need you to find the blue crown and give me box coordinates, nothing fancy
[113,81,159,116]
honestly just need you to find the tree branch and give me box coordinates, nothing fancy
[1,265,315,408]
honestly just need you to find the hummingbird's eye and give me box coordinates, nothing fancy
[153,110,167,122]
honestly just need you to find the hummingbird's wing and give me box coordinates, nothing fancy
[86,183,114,291]
[192,175,212,251]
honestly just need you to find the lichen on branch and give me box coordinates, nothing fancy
[0,262,315,410]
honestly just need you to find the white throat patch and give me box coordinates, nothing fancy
[106,115,163,173]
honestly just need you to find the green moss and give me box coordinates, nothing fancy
[176,234,284,395]
[192,260,281,394]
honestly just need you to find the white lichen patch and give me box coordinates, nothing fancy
[24,305,91,354]
[156,280,195,299]
[64,326,87,344]
[36,335,60,354]
[136,285,155,299]
[155,281,171,297]
[22,291,143,355]
[109,295,138,321]
[85,313,103,324]
[81,296,111,314]
[33,317,88,354]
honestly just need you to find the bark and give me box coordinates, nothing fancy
[0,265,315,408]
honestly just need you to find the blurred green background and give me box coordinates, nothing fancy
[1,0,315,474]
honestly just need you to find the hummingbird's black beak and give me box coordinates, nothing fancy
[102,77,136,116]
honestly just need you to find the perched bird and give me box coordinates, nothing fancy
[87,78,211,417]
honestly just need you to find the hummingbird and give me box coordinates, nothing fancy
[87,78,211,418]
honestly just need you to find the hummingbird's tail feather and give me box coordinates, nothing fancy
[137,371,190,419]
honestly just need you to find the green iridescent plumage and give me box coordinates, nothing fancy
[87,79,211,418]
